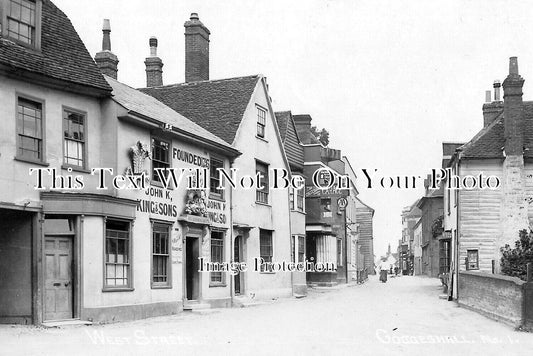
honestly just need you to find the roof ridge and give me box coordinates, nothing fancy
[141,74,261,90]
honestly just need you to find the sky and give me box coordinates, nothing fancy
[54,0,533,258]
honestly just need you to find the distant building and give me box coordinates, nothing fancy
[416,181,443,278]
[293,114,350,286]
[400,201,422,275]
[355,197,375,275]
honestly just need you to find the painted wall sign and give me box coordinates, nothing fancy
[137,186,178,218]
[173,147,210,168]
[206,199,228,225]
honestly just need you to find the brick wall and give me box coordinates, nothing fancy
[458,271,526,327]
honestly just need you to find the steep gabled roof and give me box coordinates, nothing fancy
[140,75,261,145]
[0,0,111,95]
[106,76,238,154]
[275,111,304,172]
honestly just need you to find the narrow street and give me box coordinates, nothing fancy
[1,276,531,356]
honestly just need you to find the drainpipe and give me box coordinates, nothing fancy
[229,158,235,304]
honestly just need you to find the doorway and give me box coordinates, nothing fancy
[44,236,73,321]
[185,237,200,300]
[234,235,244,295]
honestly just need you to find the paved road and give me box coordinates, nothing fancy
[1,275,532,355]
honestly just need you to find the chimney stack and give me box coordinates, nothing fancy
[503,56,525,155]
[184,13,210,82]
[482,79,504,127]
[94,19,119,79]
[145,37,163,87]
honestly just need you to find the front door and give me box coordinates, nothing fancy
[234,236,244,295]
[44,236,73,321]
[185,237,200,300]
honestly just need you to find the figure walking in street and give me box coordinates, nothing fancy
[378,258,388,283]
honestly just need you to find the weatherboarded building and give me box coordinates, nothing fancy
[444,57,533,299]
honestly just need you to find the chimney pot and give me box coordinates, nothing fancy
[103,19,111,32]
[509,56,519,76]
[145,36,163,87]
[95,19,119,79]
[149,36,158,57]
[485,90,492,103]
[493,80,501,101]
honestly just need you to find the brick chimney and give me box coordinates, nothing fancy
[482,80,503,127]
[184,13,210,82]
[145,37,163,87]
[499,56,528,273]
[94,19,119,79]
[503,57,525,155]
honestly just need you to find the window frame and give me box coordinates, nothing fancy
[466,249,479,271]
[255,160,270,205]
[103,218,133,292]
[209,230,226,286]
[291,235,306,263]
[209,156,225,200]
[1,0,42,50]
[256,105,267,139]
[151,136,171,186]
[151,220,172,289]
[259,229,273,273]
[62,106,87,170]
[15,93,46,164]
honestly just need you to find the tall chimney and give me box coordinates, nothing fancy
[482,79,504,127]
[145,37,163,87]
[503,57,525,155]
[499,56,528,273]
[94,19,119,79]
[184,13,210,82]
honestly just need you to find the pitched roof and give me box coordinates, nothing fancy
[0,0,111,95]
[459,101,533,159]
[275,111,304,172]
[106,76,237,153]
[275,111,291,142]
[140,75,261,144]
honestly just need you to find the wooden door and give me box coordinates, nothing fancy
[185,237,199,300]
[44,236,73,321]
[234,236,243,295]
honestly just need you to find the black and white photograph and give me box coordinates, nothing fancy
[1,0,533,355]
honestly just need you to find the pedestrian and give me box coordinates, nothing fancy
[378,258,388,283]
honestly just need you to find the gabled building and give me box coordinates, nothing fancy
[445,57,533,299]
[0,0,113,324]
[141,14,294,301]
[275,111,307,296]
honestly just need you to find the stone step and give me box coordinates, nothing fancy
[183,302,211,311]
[42,319,93,328]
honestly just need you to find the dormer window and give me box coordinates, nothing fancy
[0,0,42,49]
